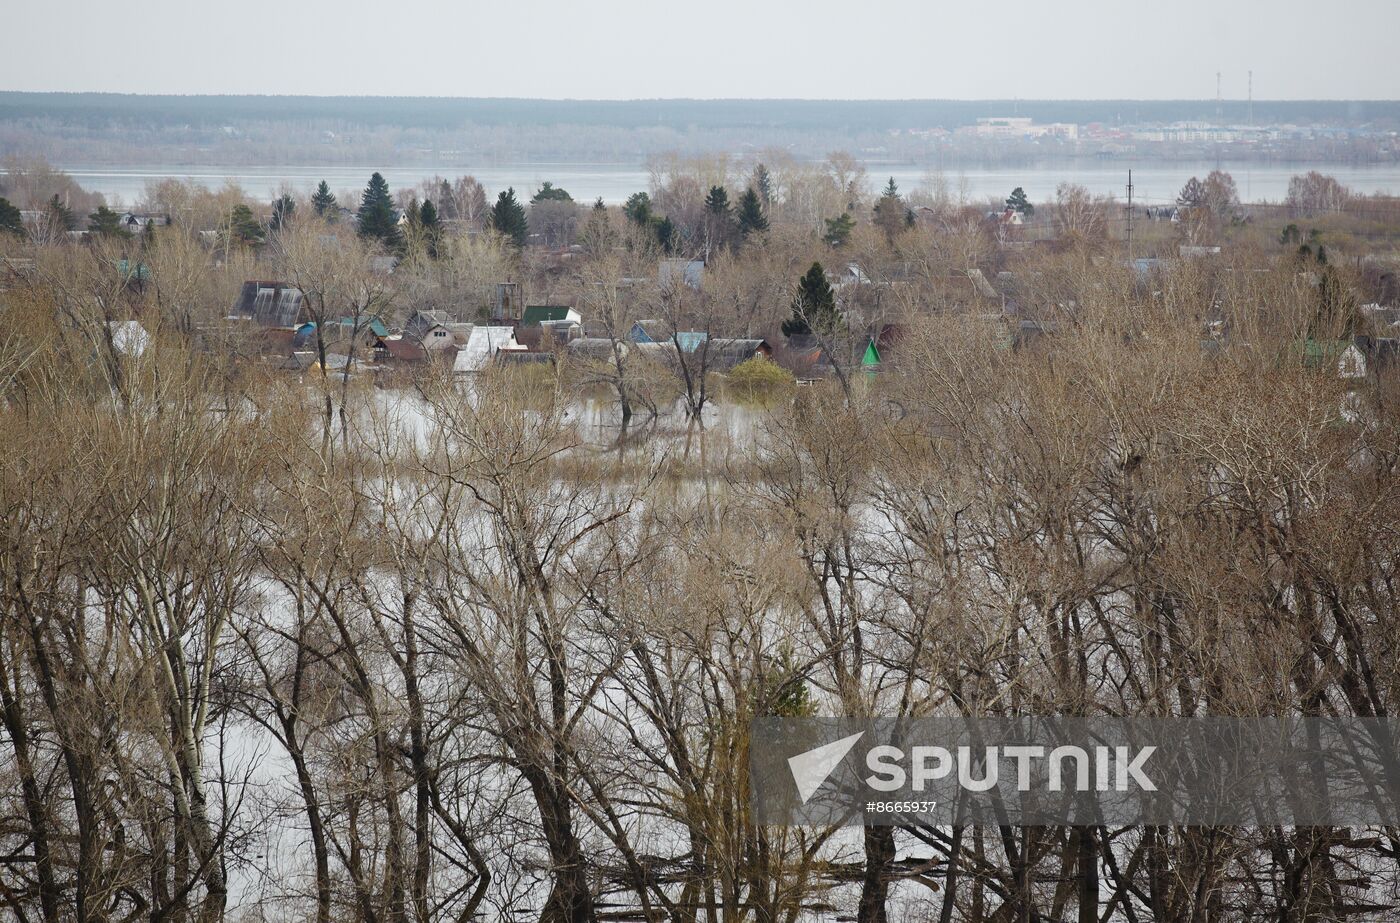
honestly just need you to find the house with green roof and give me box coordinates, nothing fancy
[521,305,581,326]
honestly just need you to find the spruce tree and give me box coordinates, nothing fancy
[357,172,401,247]
[311,181,337,217]
[753,163,774,205]
[490,187,529,248]
[419,199,441,257]
[0,197,22,237]
[873,178,907,241]
[783,262,839,337]
[704,185,730,216]
[48,195,77,231]
[737,187,768,237]
[88,205,130,238]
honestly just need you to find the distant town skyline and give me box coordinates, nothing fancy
[4,0,1399,101]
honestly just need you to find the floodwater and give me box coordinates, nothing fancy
[58,160,1400,209]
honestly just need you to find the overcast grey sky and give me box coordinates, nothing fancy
[5,0,1398,99]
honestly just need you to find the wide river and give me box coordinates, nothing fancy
[58,160,1400,209]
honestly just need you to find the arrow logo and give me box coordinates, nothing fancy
[788,732,865,803]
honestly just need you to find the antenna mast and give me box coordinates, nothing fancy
[1126,169,1134,260]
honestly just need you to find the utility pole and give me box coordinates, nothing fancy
[1126,169,1134,259]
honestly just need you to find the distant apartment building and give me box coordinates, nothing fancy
[958,117,1079,140]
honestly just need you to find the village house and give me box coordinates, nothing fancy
[403,310,457,351]
[627,320,708,352]
[707,338,772,371]
[454,326,522,374]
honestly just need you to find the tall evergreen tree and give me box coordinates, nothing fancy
[227,204,265,248]
[783,262,839,337]
[311,180,337,217]
[737,187,768,237]
[419,199,441,257]
[873,177,908,241]
[704,185,731,216]
[48,195,77,231]
[313,182,338,216]
[357,172,401,246]
[0,197,22,237]
[703,185,732,255]
[490,187,529,247]
[753,163,775,205]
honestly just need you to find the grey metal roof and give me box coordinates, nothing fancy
[233,281,304,328]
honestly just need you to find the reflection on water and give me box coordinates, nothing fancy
[373,385,768,460]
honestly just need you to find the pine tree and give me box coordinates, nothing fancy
[357,172,401,246]
[490,187,529,247]
[88,205,131,238]
[823,211,855,248]
[0,197,22,237]
[783,262,839,337]
[311,181,337,217]
[882,177,900,199]
[227,204,265,248]
[271,194,296,231]
[623,192,652,226]
[737,187,768,237]
[531,182,573,203]
[1006,186,1033,216]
